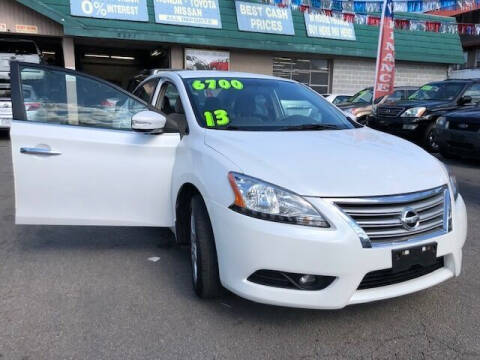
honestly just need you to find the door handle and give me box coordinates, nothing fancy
[20,147,62,156]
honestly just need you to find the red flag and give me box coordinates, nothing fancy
[373,0,395,101]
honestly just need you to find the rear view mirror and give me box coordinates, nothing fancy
[458,95,472,105]
[132,111,166,133]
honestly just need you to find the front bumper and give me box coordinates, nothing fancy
[369,116,428,139]
[207,195,467,309]
[437,128,480,159]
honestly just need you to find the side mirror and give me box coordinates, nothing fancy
[458,95,472,105]
[132,111,166,133]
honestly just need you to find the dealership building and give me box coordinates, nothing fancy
[1,0,464,93]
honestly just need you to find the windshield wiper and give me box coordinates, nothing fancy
[278,124,341,131]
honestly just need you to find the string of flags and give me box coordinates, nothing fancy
[264,0,480,13]
[260,0,480,35]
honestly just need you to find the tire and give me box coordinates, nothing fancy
[424,123,439,153]
[189,195,222,298]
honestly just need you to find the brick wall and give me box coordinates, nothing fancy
[331,58,448,95]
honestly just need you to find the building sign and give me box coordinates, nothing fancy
[304,13,355,41]
[153,0,222,29]
[235,1,294,35]
[70,0,148,21]
[185,48,229,71]
[15,25,38,34]
[0,24,6,32]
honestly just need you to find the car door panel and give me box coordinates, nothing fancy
[10,62,179,226]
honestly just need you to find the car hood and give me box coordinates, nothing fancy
[445,107,480,123]
[338,102,369,110]
[204,127,448,197]
[380,99,451,110]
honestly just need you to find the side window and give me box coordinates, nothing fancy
[463,83,480,102]
[19,66,148,130]
[133,78,159,104]
[156,82,184,115]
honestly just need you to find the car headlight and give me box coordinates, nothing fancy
[343,109,357,121]
[436,116,449,129]
[228,172,330,227]
[401,107,426,118]
[442,164,459,201]
[449,174,458,200]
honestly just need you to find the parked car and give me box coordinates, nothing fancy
[369,79,480,152]
[322,93,352,105]
[338,86,417,124]
[436,107,480,160]
[8,62,467,309]
[0,39,42,131]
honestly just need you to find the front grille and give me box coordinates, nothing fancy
[449,122,480,132]
[358,256,444,289]
[333,186,449,246]
[376,106,405,117]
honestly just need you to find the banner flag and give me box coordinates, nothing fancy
[373,0,395,101]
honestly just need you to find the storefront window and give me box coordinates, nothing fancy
[273,57,330,94]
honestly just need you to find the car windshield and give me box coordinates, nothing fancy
[408,83,465,101]
[349,88,373,104]
[183,78,356,131]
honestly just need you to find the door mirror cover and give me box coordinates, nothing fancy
[132,111,166,133]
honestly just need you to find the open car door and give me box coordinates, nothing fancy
[9,62,180,226]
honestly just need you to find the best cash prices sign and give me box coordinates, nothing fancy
[235,1,294,35]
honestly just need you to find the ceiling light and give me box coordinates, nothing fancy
[111,56,135,60]
[85,54,109,58]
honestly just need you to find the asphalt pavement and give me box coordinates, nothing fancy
[0,133,479,360]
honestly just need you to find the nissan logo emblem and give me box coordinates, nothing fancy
[401,207,420,230]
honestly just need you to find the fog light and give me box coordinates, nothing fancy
[403,124,418,130]
[299,274,316,285]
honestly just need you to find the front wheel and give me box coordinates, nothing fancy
[189,195,222,298]
[424,123,439,153]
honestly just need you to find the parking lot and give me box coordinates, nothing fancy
[0,133,479,360]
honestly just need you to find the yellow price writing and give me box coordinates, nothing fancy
[204,109,230,127]
[192,79,244,91]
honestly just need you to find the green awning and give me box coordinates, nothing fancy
[17,0,464,64]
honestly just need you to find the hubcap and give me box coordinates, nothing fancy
[190,212,198,284]
[428,130,439,151]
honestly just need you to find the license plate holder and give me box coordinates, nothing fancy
[392,243,437,273]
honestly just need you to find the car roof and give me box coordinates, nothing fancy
[433,79,480,83]
[153,70,291,81]
[393,86,418,90]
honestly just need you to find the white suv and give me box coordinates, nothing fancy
[8,62,467,309]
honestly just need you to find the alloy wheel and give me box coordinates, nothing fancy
[428,129,439,152]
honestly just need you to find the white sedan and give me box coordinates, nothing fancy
[8,62,467,309]
[322,93,352,105]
